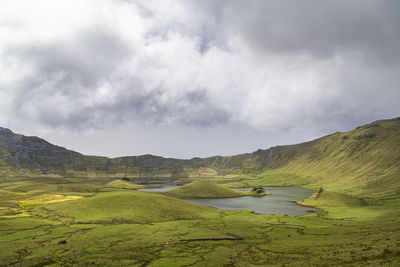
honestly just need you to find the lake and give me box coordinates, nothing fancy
[186,187,318,216]
[141,184,318,216]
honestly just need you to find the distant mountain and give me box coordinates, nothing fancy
[0,127,81,177]
[0,126,275,179]
[1,117,399,195]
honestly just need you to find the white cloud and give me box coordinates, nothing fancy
[0,0,399,140]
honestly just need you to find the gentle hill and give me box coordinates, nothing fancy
[298,188,366,207]
[107,179,145,190]
[36,190,220,224]
[164,181,247,198]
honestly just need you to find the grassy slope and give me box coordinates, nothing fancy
[164,180,247,198]
[38,190,220,224]
[239,117,400,197]
[107,179,145,189]
[298,190,366,207]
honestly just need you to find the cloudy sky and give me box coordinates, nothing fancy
[1,0,399,158]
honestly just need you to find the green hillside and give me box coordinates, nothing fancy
[34,190,220,224]
[1,117,399,198]
[253,117,400,197]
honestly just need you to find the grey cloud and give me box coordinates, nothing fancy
[2,11,231,131]
[178,90,230,127]
[189,0,400,62]
[4,30,130,130]
[12,28,130,86]
[1,0,400,142]
[78,89,230,129]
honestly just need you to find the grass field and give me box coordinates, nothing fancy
[1,176,400,266]
[0,118,400,265]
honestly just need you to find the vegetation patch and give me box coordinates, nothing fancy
[246,187,270,196]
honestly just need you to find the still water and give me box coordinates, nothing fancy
[140,184,318,216]
[186,186,318,216]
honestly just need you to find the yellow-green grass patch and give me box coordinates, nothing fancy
[19,194,82,206]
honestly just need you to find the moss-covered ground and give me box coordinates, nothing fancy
[1,176,400,266]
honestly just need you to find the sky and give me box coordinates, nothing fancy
[1,0,400,159]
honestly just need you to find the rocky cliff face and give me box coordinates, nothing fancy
[0,127,81,177]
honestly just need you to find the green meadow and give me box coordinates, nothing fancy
[1,175,400,266]
[0,118,400,266]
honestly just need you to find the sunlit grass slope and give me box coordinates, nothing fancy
[39,190,220,224]
[256,117,400,197]
[19,194,82,206]
[164,180,247,198]
[107,179,145,189]
[298,189,366,207]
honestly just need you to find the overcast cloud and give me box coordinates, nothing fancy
[0,0,399,158]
